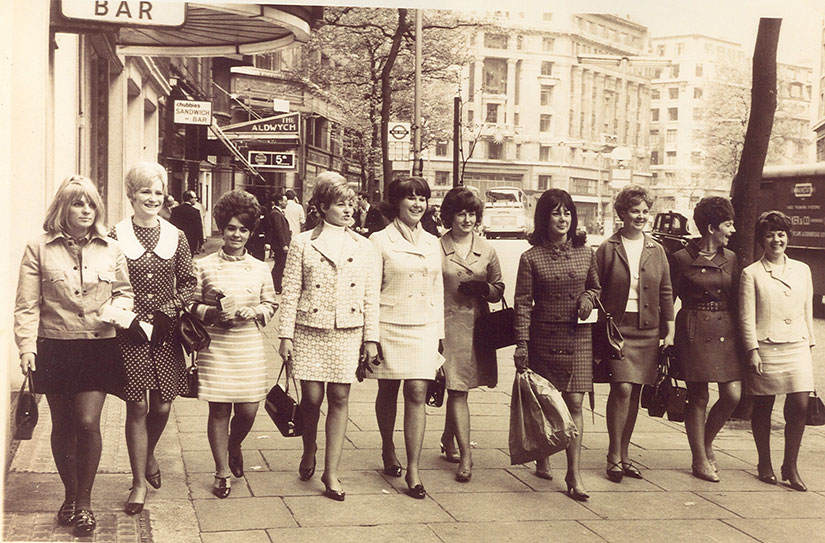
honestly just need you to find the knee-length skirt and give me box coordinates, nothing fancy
[674,309,744,383]
[610,312,660,386]
[528,321,592,393]
[197,322,268,403]
[292,324,362,384]
[368,322,442,381]
[746,340,814,396]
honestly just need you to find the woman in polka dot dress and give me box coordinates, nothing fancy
[109,162,196,514]
[279,172,381,501]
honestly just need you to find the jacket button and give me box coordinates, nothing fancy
[568,271,575,277]
[643,285,649,290]
[554,294,561,299]
[569,294,575,299]
[785,291,791,297]
[704,316,710,321]
[147,293,154,299]
[784,318,792,324]
[147,273,153,278]
[312,308,318,313]
[351,307,356,312]
[351,283,356,287]
[719,337,725,342]
[93,332,99,337]
[78,312,84,318]
[348,257,353,262]
[716,289,721,294]
[643,321,649,326]
[641,267,645,271]
[73,266,78,270]
[75,290,80,295]
[644,303,649,308]
[316,284,321,288]
[701,268,706,273]
[457,271,462,276]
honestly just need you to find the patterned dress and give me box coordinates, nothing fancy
[110,219,196,402]
[191,249,277,402]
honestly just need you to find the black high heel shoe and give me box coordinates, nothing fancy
[299,445,317,481]
[212,475,231,499]
[382,450,402,477]
[606,459,624,483]
[56,500,76,526]
[440,441,460,463]
[404,474,426,499]
[321,475,346,501]
[622,461,643,480]
[757,463,777,485]
[145,468,162,489]
[781,465,807,492]
[73,509,96,536]
[564,475,589,502]
[124,486,147,515]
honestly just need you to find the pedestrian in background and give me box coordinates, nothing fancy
[169,190,203,255]
[438,187,504,482]
[269,192,291,294]
[14,176,135,536]
[284,188,305,235]
[190,190,278,499]
[353,191,386,237]
[670,196,743,482]
[159,194,176,221]
[596,185,674,483]
[110,162,196,515]
[245,201,270,262]
[513,189,600,501]
[278,172,381,501]
[368,177,444,500]
[740,210,815,491]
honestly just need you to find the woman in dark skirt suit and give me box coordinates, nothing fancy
[670,197,743,482]
[110,162,196,514]
[596,185,674,483]
[513,189,600,502]
[14,176,135,536]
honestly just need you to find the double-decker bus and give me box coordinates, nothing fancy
[481,186,532,239]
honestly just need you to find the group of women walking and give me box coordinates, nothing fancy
[14,166,816,535]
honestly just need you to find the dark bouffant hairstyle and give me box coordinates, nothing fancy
[614,184,654,218]
[693,196,735,236]
[528,188,585,247]
[386,177,431,220]
[755,210,792,246]
[440,187,484,229]
[213,190,261,231]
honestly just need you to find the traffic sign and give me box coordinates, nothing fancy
[388,121,411,143]
[247,151,295,169]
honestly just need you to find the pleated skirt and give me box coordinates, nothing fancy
[746,340,814,395]
[610,312,660,386]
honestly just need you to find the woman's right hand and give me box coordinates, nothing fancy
[514,345,529,373]
[279,338,293,369]
[19,353,35,374]
[748,349,762,375]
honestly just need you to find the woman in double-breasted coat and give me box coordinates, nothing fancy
[368,177,444,500]
[596,185,674,484]
[438,187,504,482]
[670,197,743,482]
[514,189,600,502]
[279,172,381,501]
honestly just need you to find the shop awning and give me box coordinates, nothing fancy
[52,2,321,57]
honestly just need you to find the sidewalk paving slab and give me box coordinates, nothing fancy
[266,524,443,543]
[580,519,759,543]
[192,496,296,532]
[283,493,454,527]
[723,518,825,543]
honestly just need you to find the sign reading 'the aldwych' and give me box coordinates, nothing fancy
[222,112,300,138]
[61,1,186,26]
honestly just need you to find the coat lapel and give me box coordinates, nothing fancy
[387,223,428,256]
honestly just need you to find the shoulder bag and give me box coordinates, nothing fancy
[591,297,624,384]
[474,298,515,350]
[265,360,303,437]
[807,391,825,426]
[641,346,674,418]
[14,370,39,440]
[178,309,211,354]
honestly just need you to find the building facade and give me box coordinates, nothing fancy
[814,20,825,162]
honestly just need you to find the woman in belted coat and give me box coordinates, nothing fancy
[596,185,674,483]
[279,172,381,501]
[438,187,504,482]
[513,189,600,502]
[368,176,444,500]
[740,211,815,491]
[670,197,743,482]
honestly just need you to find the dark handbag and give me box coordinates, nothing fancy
[178,309,211,355]
[806,391,825,426]
[426,367,446,408]
[592,297,624,362]
[178,359,199,399]
[265,361,303,437]
[474,298,515,350]
[664,348,687,422]
[641,346,672,418]
[14,371,38,440]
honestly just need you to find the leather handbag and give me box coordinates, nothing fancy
[265,360,303,437]
[426,366,446,408]
[641,346,672,418]
[806,391,825,426]
[178,309,211,355]
[592,297,624,362]
[666,378,688,422]
[179,361,199,399]
[14,371,39,440]
[474,298,515,350]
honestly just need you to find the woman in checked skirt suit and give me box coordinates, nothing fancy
[190,190,278,498]
[279,172,381,501]
[513,189,600,502]
[109,162,196,514]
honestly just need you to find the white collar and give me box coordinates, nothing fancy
[114,217,178,260]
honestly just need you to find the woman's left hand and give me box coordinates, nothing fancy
[577,297,594,320]
[236,306,256,320]
[661,332,675,348]
[364,341,380,365]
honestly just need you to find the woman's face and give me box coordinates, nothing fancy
[547,204,571,240]
[762,229,788,259]
[451,209,476,235]
[710,219,735,247]
[222,216,250,254]
[66,195,96,236]
[620,199,650,233]
[323,197,355,227]
[131,179,165,219]
[398,193,427,227]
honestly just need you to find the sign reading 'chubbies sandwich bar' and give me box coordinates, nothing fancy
[221,112,300,139]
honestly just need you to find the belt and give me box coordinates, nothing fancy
[687,301,729,312]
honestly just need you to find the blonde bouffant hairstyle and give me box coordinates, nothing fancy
[125,162,168,201]
[311,171,355,219]
[43,175,107,237]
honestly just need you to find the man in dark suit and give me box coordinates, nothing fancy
[169,190,203,255]
[353,191,386,237]
[269,192,291,294]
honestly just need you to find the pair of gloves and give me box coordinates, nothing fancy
[457,280,488,297]
[124,310,174,346]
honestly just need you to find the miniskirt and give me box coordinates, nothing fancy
[609,313,660,386]
[32,337,125,395]
[368,322,442,380]
[746,340,814,395]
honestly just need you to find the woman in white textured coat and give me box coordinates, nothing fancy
[279,172,381,501]
[368,177,444,500]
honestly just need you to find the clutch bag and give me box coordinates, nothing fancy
[474,299,516,350]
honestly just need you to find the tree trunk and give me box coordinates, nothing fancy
[380,9,408,192]
[729,18,781,269]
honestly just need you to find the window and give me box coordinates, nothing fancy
[482,58,507,93]
[671,64,680,78]
[488,141,503,159]
[435,142,448,156]
[435,171,450,185]
[695,63,703,77]
[651,109,660,122]
[656,44,666,56]
[540,114,552,132]
[665,151,677,165]
[515,144,521,159]
[484,33,508,49]
[650,129,659,139]
[668,107,678,121]
[571,177,597,195]
[514,112,520,126]
[468,62,475,100]
[541,61,553,76]
[651,89,660,100]
[692,108,703,120]
[540,85,553,106]
[666,129,677,143]
[651,150,659,165]
[690,151,702,164]
[542,12,552,21]
[538,175,551,190]
[517,35,523,50]
[675,43,684,55]
[485,103,499,123]
[539,145,551,161]
[467,109,474,124]
[542,37,554,52]
[668,87,679,100]
[693,87,703,99]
